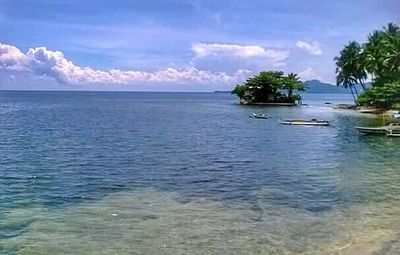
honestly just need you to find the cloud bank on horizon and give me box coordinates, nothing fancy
[0,43,250,86]
[0,0,397,91]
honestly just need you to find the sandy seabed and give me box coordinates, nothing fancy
[1,187,400,255]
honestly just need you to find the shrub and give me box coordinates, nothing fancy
[357,82,400,109]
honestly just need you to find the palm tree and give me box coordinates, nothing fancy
[348,42,367,90]
[387,33,400,72]
[334,41,365,101]
[383,22,399,36]
[363,23,400,85]
[363,31,387,81]
[335,22,400,108]
[284,73,303,98]
[335,63,357,102]
[383,22,400,73]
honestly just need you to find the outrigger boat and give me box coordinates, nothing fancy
[251,113,269,119]
[356,123,400,134]
[387,129,400,137]
[279,119,329,126]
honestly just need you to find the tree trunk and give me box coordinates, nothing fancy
[353,85,359,97]
[359,80,366,90]
[349,86,357,103]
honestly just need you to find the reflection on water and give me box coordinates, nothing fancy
[0,91,400,254]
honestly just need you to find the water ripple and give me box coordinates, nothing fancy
[0,91,399,254]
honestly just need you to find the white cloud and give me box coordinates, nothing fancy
[295,40,322,56]
[192,43,289,62]
[0,43,251,86]
[0,44,29,71]
[298,67,322,81]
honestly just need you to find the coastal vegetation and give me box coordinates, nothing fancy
[335,22,400,109]
[231,71,304,105]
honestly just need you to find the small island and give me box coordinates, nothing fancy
[231,71,304,105]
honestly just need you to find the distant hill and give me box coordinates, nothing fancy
[303,80,350,94]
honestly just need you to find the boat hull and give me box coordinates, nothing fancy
[355,127,388,134]
[280,120,329,126]
[387,129,400,137]
[251,113,269,119]
[356,124,400,134]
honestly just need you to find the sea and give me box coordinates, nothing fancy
[0,91,399,254]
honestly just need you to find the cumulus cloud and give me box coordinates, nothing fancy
[192,43,289,62]
[298,67,322,81]
[0,43,251,86]
[295,40,322,56]
[0,44,29,71]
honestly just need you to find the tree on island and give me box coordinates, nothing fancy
[335,22,400,109]
[231,71,304,104]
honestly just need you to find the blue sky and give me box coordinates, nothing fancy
[0,0,398,91]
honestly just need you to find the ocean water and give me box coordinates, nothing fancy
[0,91,399,254]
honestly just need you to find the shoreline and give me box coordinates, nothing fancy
[240,102,298,106]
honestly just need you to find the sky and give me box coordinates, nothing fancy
[0,0,399,91]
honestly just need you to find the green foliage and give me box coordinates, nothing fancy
[281,73,304,93]
[334,22,400,107]
[357,81,400,108]
[373,71,400,87]
[290,94,302,101]
[231,84,247,98]
[363,23,400,81]
[231,71,304,103]
[335,41,366,91]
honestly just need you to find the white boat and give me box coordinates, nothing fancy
[279,119,329,126]
[358,108,384,114]
[356,123,400,134]
[251,113,269,119]
[387,130,400,137]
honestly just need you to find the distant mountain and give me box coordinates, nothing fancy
[214,90,231,93]
[303,80,350,94]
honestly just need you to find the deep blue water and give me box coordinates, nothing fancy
[1,91,399,254]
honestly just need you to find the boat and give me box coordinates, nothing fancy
[251,113,269,119]
[358,107,385,114]
[356,123,400,134]
[333,104,357,110]
[279,119,329,126]
[393,113,400,119]
[387,129,400,137]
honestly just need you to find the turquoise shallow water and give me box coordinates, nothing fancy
[0,91,399,254]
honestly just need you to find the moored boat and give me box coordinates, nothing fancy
[356,123,400,134]
[358,107,385,114]
[386,128,400,137]
[279,119,329,126]
[333,104,357,110]
[251,113,269,119]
